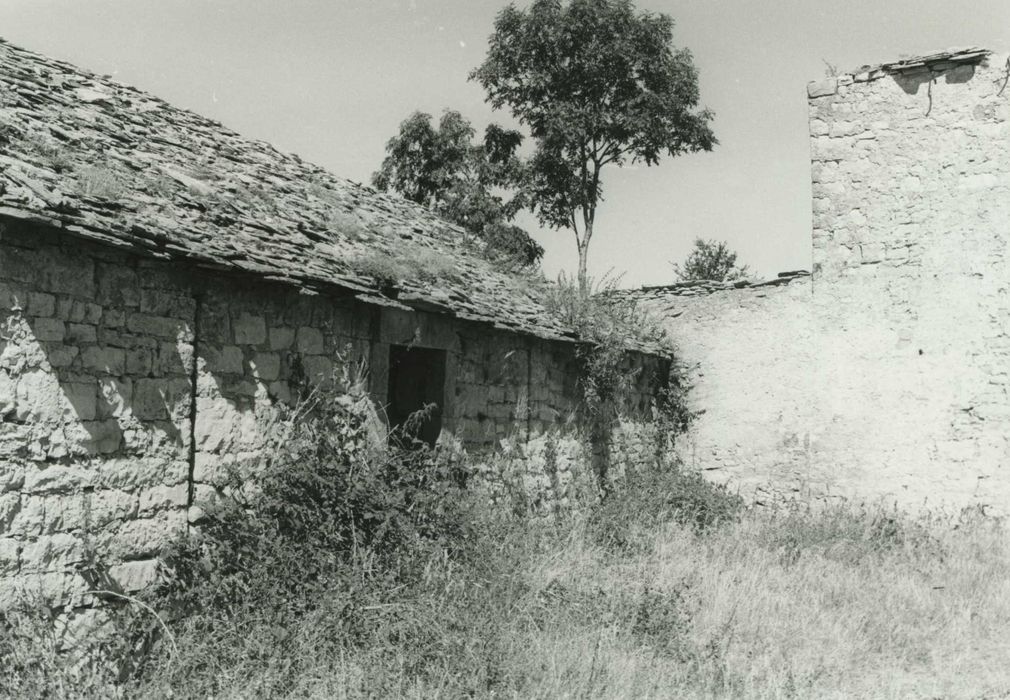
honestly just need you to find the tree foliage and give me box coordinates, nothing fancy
[471,0,716,289]
[372,110,543,267]
[672,238,750,282]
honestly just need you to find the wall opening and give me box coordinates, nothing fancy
[387,344,446,447]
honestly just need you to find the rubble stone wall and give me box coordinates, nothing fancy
[0,220,666,610]
[637,52,1010,511]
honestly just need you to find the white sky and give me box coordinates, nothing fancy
[2,0,1009,285]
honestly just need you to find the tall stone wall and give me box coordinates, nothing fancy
[636,51,1010,512]
[0,219,667,613]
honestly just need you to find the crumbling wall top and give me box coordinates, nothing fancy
[808,47,993,99]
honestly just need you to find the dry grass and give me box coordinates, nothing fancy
[4,489,1009,699]
[147,505,1010,698]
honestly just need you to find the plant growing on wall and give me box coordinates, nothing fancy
[541,272,693,485]
[471,0,716,291]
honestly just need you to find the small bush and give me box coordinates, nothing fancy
[591,463,743,551]
[352,247,459,288]
[22,131,75,174]
[756,501,945,566]
[75,166,123,200]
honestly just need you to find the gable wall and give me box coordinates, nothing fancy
[0,220,665,613]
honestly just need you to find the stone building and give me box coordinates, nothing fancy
[0,40,668,608]
[625,48,1010,512]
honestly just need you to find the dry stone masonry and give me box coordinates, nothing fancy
[0,40,670,616]
[630,48,1010,512]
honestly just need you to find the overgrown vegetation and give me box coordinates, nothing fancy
[352,246,459,289]
[74,165,124,200]
[5,422,1009,699]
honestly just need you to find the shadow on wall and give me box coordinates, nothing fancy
[892,63,976,96]
[0,293,198,609]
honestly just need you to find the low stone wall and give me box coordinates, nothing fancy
[0,219,667,613]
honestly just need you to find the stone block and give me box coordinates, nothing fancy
[82,419,123,455]
[82,346,126,375]
[104,512,185,560]
[27,292,55,317]
[126,313,194,342]
[20,533,84,573]
[23,465,96,494]
[96,457,187,491]
[109,559,159,592]
[97,264,140,307]
[250,352,281,381]
[0,493,19,534]
[133,378,192,421]
[296,326,325,354]
[200,344,244,375]
[0,537,18,575]
[126,347,153,375]
[0,371,13,418]
[268,380,293,404]
[233,313,267,345]
[66,323,97,344]
[44,252,95,299]
[46,345,79,368]
[156,341,192,376]
[138,483,189,514]
[31,317,65,342]
[140,289,196,318]
[303,355,333,383]
[103,308,125,328]
[61,382,97,421]
[269,326,295,350]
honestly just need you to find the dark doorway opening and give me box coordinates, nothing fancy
[387,345,446,447]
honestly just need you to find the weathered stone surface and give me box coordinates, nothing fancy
[23,466,96,494]
[296,326,324,355]
[109,559,159,592]
[807,78,837,98]
[250,353,281,381]
[32,318,66,342]
[269,326,295,350]
[233,313,267,345]
[133,378,191,421]
[82,346,126,375]
[0,36,671,616]
[626,49,1010,511]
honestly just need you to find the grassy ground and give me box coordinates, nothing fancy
[3,403,1009,699]
[165,509,1009,699]
[6,499,1010,698]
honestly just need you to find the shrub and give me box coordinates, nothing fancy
[352,247,459,289]
[75,166,123,200]
[755,501,945,566]
[591,463,743,550]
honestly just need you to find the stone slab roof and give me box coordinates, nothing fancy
[808,47,993,98]
[0,38,620,349]
[610,270,810,303]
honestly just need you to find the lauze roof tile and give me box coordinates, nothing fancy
[0,38,600,346]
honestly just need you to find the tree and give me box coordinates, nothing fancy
[372,110,543,267]
[471,0,716,290]
[672,238,750,282]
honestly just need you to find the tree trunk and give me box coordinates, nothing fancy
[577,218,594,295]
[577,243,589,295]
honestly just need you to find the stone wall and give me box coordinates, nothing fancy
[634,51,1010,512]
[0,219,667,612]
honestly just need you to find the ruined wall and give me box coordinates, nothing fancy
[0,219,666,612]
[639,52,1010,511]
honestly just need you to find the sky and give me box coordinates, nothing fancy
[1,0,1009,286]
